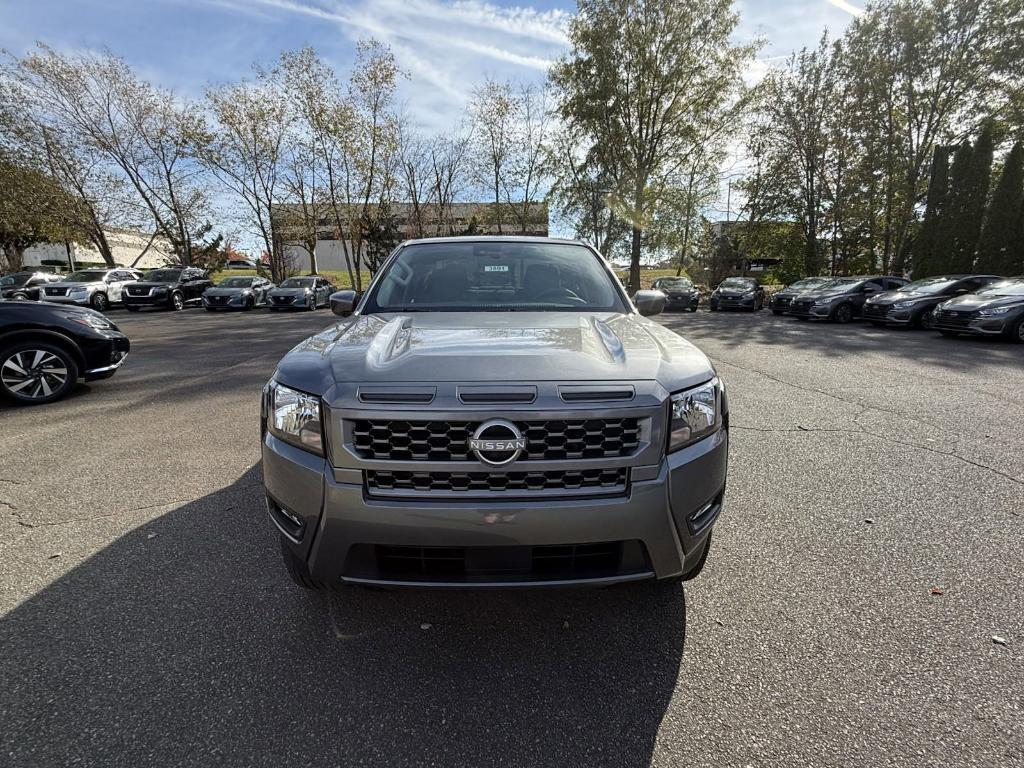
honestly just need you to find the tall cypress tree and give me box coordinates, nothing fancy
[949,123,995,272]
[912,146,951,278]
[975,141,1024,275]
[932,142,973,275]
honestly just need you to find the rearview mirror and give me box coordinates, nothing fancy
[330,290,360,317]
[634,289,666,317]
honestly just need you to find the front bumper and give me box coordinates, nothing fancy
[711,296,755,310]
[664,294,699,310]
[81,334,130,380]
[932,312,1009,336]
[262,427,728,588]
[122,292,172,308]
[203,294,248,309]
[42,294,91,306]
[268,294,310,308]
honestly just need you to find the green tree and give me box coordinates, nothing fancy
[551,0,757,293]
[912,146,951,278]
[932,142,973,274]
[975,142,1024,274]
[949,123,994,272]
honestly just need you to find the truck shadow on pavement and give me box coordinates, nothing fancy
[1,465,686,768]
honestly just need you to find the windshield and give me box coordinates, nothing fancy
[817,278,861,292]
[719,278,755,289]
[1,274,31,287]
[65,270,109,283]
[897,277,958,294]
[218,277,254,288]
[143,269,182,283]
[365,241,626,313]
[790,278,827,289]
[280,278,314,288]
[656,278,692,289]
[978,279,1024,297]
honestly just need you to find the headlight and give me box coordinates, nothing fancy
[267,381,323,455]
[153,287,168,294]
[668,379,721,453]
[978,306,1012,316]
[813,297,834,306]
[68,313,114,331]
[892,300,923,310]
[70,286,88,294]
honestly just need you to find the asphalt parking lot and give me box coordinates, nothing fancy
[2,307,1022,767]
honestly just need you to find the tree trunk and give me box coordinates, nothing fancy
[2,242,25,272]
[629,225,642,294]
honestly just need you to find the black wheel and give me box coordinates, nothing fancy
[307,296,316,311]
[170,291,184,311]
[280,539,321,590]
[0,341,79,404]
[11,293,29,301]
[689,306,698,313]
[916,308,936,330]
[90,292,109,311]
[939,330,959,337]
[244,296,255,311]
[682,532,713,581]
[126,306,140,312]
[833,303,854,323]
[1010,316,1024,344]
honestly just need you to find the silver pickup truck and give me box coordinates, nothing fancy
[261,237,728,589]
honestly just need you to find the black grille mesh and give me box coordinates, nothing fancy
[353,418,641,462]
[366,468,628,494]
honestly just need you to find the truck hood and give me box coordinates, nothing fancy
[273,311,716,395]
[939,293,1024,311]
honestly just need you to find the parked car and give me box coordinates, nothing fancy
[262,236,725,590]
[768,277,830,315]
[709,276,764,311]
[0,300,130,404]
[202,276,275,311]
[787,276,909,322]
[652,276,700,312]
[224,259,258,270]
[265,276,336,311]
[0,271,64,301]
[932,277,1024,342]
[863,274,1001,329]
[121,267,213,311]
[39,268,144,311]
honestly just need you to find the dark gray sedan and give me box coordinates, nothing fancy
[202,276,275,311]
[266,276,336,311]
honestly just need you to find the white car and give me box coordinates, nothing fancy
[40,268,144,311]
[224,259,258,270]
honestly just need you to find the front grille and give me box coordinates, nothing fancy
[343,540,650,583]
[272,295,292,305]
[789,300,813,313]
[353,418,642,462]
[772,295,792,308]
[44,287,69,297]
[208,295,230,305]
[126,287,151,296]
[934,310,974,328]
[863,304,889,319]
[366,467,628,495]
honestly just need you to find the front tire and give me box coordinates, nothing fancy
[916,308,936,330]
[307,296,316,311]
[0,341,79,404]
[280,539,321,590]
[170,291,184,311]
[90,292,109,311]
[833,303,854,323]
[1010,316,1024,344]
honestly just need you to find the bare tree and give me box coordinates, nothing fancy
[469,78,518,234]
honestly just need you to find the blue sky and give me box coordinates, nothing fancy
[2,0,863,135]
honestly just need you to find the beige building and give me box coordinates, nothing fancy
[278,202,549,273]
[21,228,175,272]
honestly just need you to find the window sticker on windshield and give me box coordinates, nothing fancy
[483,265,509,272]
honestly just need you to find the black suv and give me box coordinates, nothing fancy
[122,267,213,311]
[863,275,1001,330]
[0,300,130,404]
[932,277,1024,342]
[787,276,908,322]
[0,271,64,301]
[709,277,764,311]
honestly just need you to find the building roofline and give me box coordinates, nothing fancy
[397,235,586,247]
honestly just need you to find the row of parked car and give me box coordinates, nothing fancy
[0,267,338,312]
[651,273,1024,343]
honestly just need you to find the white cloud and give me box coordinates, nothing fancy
[825,0,864,16]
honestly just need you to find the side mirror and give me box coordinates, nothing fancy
[330,289,360,317]
[634,289,666,317]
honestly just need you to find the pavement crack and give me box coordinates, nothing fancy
[3,499,190,530]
